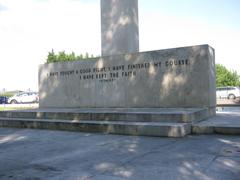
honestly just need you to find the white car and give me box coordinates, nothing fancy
[216,87,240,99]
[8,92,39,104]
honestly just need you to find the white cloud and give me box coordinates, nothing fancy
[0,0,101,91]
[0,0,239,91]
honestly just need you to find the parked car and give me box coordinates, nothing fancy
[216,86,240,99]
[0,96,8,104]
[8,92,39,104]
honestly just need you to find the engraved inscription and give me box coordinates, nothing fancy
[46,59,190,82]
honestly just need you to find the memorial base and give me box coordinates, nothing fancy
[0,107,215,137]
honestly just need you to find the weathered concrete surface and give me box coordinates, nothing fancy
[193,111,240,135]
[101,0,139,56]
[1,109,240,137]
[39,44,216,109]
[0,118,192,137]
[0,108,213,123]
[0,128,239,180]
[0,108,215,137]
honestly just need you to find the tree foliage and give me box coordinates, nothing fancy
[216,64,240,87]
[46,49,97,63]
[0,92,15,98]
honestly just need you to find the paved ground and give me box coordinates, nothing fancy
[217,98,240,106]
[192,111,240,135]
[0,128,240,180]
[197,111,240,127]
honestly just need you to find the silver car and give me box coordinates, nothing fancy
[216,86,240,99]
[8,92,39,104]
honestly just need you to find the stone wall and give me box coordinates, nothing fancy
[39,44,216,108]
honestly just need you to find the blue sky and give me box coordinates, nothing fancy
[0,0,239,91]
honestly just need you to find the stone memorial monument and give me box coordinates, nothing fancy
[101,0,139,56]
[37,0,216,137]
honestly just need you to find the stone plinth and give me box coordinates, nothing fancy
[0,108,214,137]
[39,44,216,109]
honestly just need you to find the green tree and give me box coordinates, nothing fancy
[85,52,89,59]
[76,54,83,60]
[57,51,67,61]
[46,50,97,63]
[0,92,14,98]
[46,49,57,63]
[68,52,76,61]
[216,64,240,87]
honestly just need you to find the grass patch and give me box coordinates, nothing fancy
[0,105,38,111]
[0,107,27,111]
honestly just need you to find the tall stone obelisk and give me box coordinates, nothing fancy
[101,0,139,56]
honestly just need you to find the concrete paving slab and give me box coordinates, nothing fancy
[193,112,240,135]
[0,127,239,180]
[204,156,240,180]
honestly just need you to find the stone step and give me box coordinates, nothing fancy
[0,108,213,123]
[192,113,240,135]
[0,117,191,137]
[192,124,240,135]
